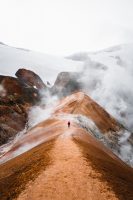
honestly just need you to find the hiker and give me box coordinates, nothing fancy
[68,121,70,128]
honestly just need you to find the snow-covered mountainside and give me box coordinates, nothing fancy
[0,42,83,85]
[68,44,133,132]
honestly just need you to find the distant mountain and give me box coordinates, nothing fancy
[0,42,83,85]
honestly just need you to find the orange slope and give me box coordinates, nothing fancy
[0,92,133,200]
[0,121,133,200]
[54,92,122,133]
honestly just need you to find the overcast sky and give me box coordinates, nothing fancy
[0,0,133,55]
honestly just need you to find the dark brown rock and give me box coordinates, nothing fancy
[15,68,46,90]
[0,69,46,145]
[51,72,82,97]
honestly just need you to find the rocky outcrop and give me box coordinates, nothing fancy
[16,68,46,90]
[0,69,46,145]
[51,72,82,97]
[0,104,27,145]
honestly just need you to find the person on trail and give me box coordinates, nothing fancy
[68,121,70,128]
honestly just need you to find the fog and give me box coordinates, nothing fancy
[69,44,133,132]
[0,0,133,55]
[28,90,59,128]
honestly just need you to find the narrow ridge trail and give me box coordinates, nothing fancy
[17,130,119,200]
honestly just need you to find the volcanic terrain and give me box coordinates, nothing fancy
[0,91,133,200]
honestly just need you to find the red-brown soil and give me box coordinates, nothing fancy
[0,121,133,200]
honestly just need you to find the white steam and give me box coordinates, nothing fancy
[118,130,133,166]
[57,113,133,166]
[57,113,112,147]
[28,90,59,128]
[70,44,133,132]
[81,57,133,131]
[28,106,53,128]
[68,45,133,167]
[0,128,27,158]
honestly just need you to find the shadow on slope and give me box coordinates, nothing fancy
[73,131,133,200]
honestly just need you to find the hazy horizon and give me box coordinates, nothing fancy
[0,0,133,56]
